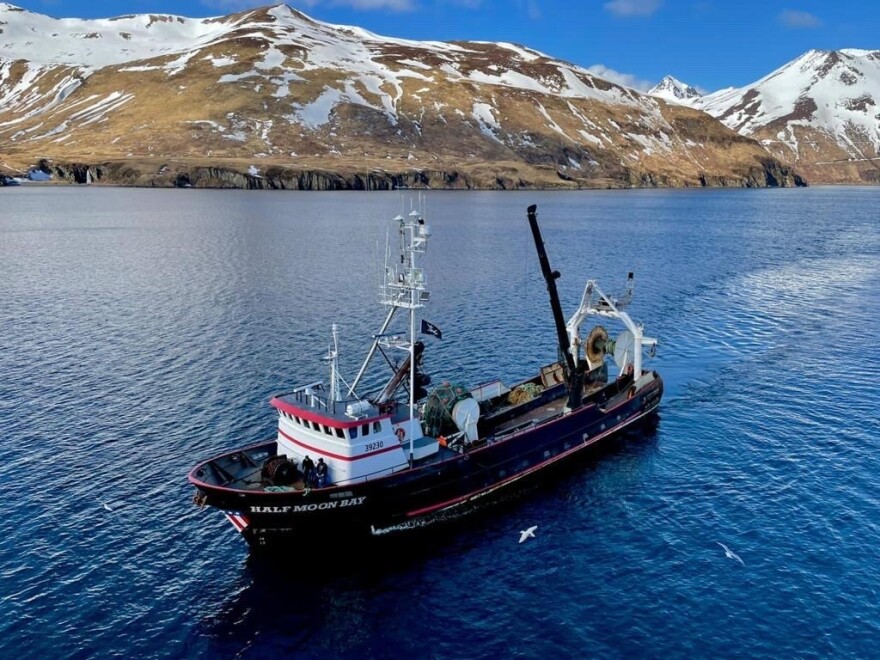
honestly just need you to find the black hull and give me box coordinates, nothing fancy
[194,376,663,548]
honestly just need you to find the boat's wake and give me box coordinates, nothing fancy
[369,503,476,536]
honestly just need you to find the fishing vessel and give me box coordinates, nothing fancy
[188,204,663,547]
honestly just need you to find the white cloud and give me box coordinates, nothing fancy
[587,64,653,91]
[444,0,483,8]
[603,0,662,18]
[526,0,541,19]
[778,9,822,28]
[516,0,541,19]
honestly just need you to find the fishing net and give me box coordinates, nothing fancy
[423,382,471,437]
[508,382,543,406]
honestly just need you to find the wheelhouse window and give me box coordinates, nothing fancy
[373,421,382,433]
[350,427,358,439]
[335,427,345,439]
[362,424,370,436]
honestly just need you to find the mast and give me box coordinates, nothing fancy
[526,204,584,411]
[409,254,416,464]
[404,209,429,464]
[355,207,430,464]
[328,323,341,402]
[349,207,431,411]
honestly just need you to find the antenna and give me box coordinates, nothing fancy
[324,323,341,402]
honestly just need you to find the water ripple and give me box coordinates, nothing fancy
[0,187,878,657]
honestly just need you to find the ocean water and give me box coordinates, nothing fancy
[0,186,878,658]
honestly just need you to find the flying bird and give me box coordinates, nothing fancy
[717,542,744,565]
[519,525,538,543]
[101,501,113,512]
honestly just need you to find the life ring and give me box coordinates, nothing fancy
[395,427,406,441]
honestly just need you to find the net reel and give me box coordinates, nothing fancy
[584,325,610,366]
[582,325,639,374]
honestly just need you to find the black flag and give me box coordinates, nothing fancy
[420,319,443,340]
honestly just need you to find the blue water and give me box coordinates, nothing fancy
[1,187,878,658]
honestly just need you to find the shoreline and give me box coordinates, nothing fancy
[1,160,810,191]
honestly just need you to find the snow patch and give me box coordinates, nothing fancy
[256,46,285,70]
[119,64,162,72]
[536,102,570,140]
[219,70,260,83]
[270,71,304,98]
[32,121,68,140]
[207,55,235,67]
[397,58,430,70]
[186,119,225,132]
[469,69,549,94]
[67,91,134,125]
[293,87,343,129]
[0,7,239,68]
[472,102,502,141]
[494,42,543,61]
[578,130,603,146]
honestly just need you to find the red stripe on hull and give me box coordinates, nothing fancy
[226,513,249,532]
[406,403,656,518]
[278,428,403,462]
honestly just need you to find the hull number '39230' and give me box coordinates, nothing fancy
[364,441,384,452]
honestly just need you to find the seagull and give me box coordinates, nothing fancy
[519,525,538,543]
[717,542,744,565]
[101,501,113,512]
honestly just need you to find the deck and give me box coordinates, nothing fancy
[492,394,569,435]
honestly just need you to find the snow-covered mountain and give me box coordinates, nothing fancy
[694,49,880,183]
[0,3,799,189]
[648,76,702,104]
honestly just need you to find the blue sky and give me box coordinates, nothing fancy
[10,0,878,91]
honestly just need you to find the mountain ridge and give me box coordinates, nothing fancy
[650,49,880,184]
[0,3,803,189]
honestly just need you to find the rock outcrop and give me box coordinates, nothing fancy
[37,157,802,190]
